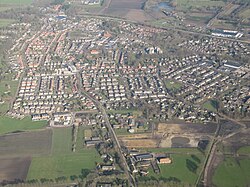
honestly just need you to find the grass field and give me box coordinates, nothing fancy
[172,0,225,11]
[237,146,250,155]
[164,80,182,91]
[212,157,250,187]
[27,127,101,180]
[148,153,204,185]
[0,116,48,135]
[202,100,217,112]
[0,69,18,114]
[0,0,33,5]
[0,19,15,28]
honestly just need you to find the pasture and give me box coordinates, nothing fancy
[147,153,204,185]
[212,157,250,187]
[0,116,48,135]
[27,127,101,180]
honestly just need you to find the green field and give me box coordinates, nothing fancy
[27,128,101,179]
[237,146,250,155]
[212,157,250,187]
[0,19,15,28]
[202,100,218,112]
[0,70,18,114]
[0,0,33,5]
[172,0,225,11]
[147,154,204,185]
[164,80,182,91]
[0,116,47,135]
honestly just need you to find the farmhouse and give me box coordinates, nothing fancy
[157,157,172,164]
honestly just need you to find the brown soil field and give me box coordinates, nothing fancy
[118,133,152,139]
[103,0,153,22]
[157,122,217,135]
[0,129,52,157]
[0,157,31,182]
[120,138,157,148]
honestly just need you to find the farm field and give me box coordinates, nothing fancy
[0,129,52,157]
[212,157,250,187]
[0,157,31,181]
[27,127,101,180]
[147,153,204,185]
[0,116,48,135]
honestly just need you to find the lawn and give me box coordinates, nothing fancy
[27,127,101,180]
[212,157,250,187]
[202,100,218,112]
[0,116,48,135]
[164,79,182,91]
[0,19,15,28]
[147,154,204,185]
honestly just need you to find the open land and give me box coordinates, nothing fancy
[0,19,15,28]
[0,157,31,182]
[0,116,47,135]
[212,157,250,187]
[147,153,204,185]
[27,127,101,180]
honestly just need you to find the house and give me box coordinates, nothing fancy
[134,153,153,161]
[157,157,172,164]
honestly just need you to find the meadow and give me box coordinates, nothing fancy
[0,116,48,135]
[212,157,250,187]
[27,127,101,180]
[147,153,204,185]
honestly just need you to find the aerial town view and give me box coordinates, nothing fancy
[0,0,249,186]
